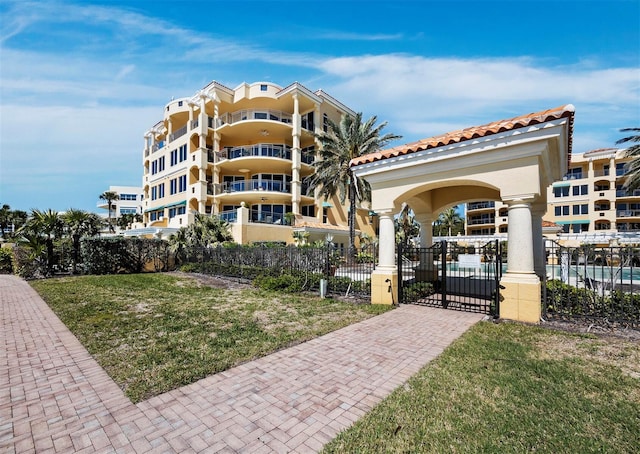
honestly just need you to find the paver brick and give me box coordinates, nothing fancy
[0,274,482,453]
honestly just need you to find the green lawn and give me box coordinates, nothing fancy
[323,322,640,454]
[31,273,390,403]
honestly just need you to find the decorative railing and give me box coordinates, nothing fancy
[467,201,495,210]
[218,109,293,126]
[221,179,291,194]
[467,217,496,225]
[616,189,640,197]
[169,125,187,142]
[151,140,165,152]
[617,210,640,218]
[218,143,293,161]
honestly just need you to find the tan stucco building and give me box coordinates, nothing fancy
[135,81,376,245]
[465,147,639,245]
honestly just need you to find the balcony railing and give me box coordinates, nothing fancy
[221,179,291,194]
[563,173,584,181]
[616,189,640,197]
[191,119,199,129]
[250,210,286,225]
[594,169,611,177]
[467,217,495,226]
[151,140,165,152]
[467,202,495,210]
[616,210,640,218]
[169,125,187,142]
[218,209,237,223]
[218,109,293,126]
[219,144,293,161]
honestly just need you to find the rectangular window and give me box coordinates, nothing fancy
[178,175,187,192]
[572,184,588,196]
[170,150,177,166]
[179,145,187,162]
[170,178,177,195]
[554,187,570,197]
[159,157,165,172]
[260,84,268,91]
[573,204,588,215]
[151,186,157,200]
[152,160,158,175]
[158,183,165,198]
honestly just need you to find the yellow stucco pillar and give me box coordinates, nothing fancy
[371,210,398,305]
[500,199,541,323]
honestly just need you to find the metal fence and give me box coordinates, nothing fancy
[398,240,502,315]
[542,243,640,327]
[180,244,375,299]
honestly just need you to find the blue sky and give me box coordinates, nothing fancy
[1,0,639,213]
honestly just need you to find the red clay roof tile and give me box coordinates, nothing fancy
[350,104,575,167]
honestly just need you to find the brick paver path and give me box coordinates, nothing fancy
[1,274,483,453]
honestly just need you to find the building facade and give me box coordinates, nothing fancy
[139,81,376,246]
[97,185,144,219]
[464,148,638,242]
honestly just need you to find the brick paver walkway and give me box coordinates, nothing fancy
[1,274,484,453]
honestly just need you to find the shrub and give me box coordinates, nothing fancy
[0,247,14,274]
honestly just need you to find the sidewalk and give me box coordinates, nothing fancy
[0,274,483,453]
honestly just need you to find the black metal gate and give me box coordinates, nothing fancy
[398,240,502,316]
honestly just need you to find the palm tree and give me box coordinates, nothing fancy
[395,203,420,247]
[21,209,63,274]
[434,206,464,237]
[99,191,120,233]
[306,113,401,257]
[0,204,11,240]
[616,128,640,190]
[62,209,102,273]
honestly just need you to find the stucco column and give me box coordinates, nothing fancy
[291,94,301,214]
[377,211,396,269]
[505,200,535,274]
[415,214,433,248]
[500,198,541,323]
[414,213,437,282]
[531,203,546,280]
[370,209,398,305]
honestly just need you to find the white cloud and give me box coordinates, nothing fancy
[315,54,640,148]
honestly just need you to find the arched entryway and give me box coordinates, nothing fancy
[350,105,575,323]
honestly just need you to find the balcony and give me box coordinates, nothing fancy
[151,140,165,152]
[467,217,495,226]
[616,189,640,197]
[616,210,640,218]
[218,144,293,161]
[251,210,286,225]
[218,209,237,223]
[467,201,495,211]
[218,109,293,127]
[169,125,187,142]
[221,179,291,194]
[594,169,610,177]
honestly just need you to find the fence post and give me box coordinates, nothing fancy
[441,240,448,309]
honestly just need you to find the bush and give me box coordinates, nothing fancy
[81,237,171,275]
[0,247,14,274]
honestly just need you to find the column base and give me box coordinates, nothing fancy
[370,269,398,305]
[499,272,541,324]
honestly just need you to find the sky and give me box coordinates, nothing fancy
[1,0,639,213]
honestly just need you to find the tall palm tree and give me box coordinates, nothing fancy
[306,113,401,256]
[395,203,420,247]
[62,209,102,273]
[99,191,120,233]
[435,206,464,237]
[616,127,640,190]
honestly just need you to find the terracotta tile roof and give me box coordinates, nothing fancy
[542,220,561,228]
[350,104,575,167]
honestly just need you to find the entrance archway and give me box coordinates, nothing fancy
[350,105,575,323]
